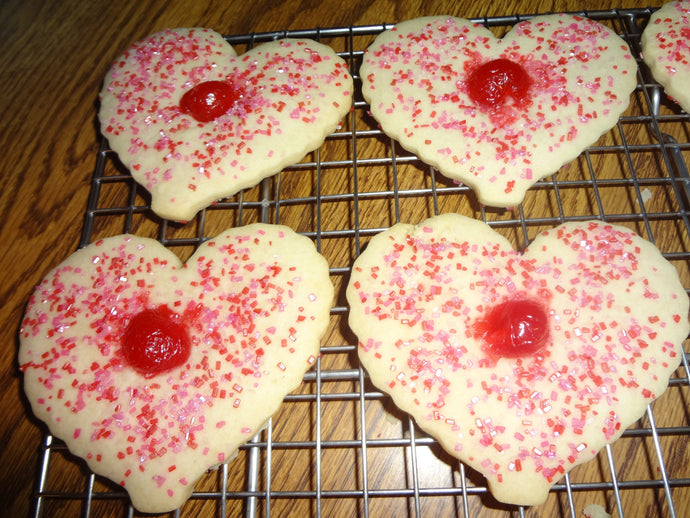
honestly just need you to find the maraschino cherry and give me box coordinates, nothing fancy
[467,58,532,109]
[474,298,549,358]
[179,80,240,122]
[122,305,191,377]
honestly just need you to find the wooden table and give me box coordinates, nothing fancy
[2,0,687,516]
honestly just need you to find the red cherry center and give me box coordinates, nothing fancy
[122,306,191,378]
[179,80,240,123]
[467,58,532,109]
[474,298,549,359]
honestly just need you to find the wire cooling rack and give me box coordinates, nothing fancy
[31,8,690,518]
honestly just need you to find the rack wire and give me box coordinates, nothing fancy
[30,8,690,518]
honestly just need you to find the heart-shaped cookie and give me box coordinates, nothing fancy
[641,0,690,113]
[360,15,637,207]
[347,214,688,506]
[19,224,333,512]
[99,28,353,221]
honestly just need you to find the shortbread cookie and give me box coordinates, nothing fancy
[99,28,353,221]
[641,1,690,112]
[347,214,688,506]
[19,224,333,512]
[583,504,613,518]
[360,15,637,207]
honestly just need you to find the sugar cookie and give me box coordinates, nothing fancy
[347,214,688,506]
[99,28,353,221]
[361,15,637,207]
[20,224,333,512]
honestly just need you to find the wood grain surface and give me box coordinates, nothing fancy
[1,1,687,517]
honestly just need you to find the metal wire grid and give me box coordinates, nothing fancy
[30,8,690,518]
